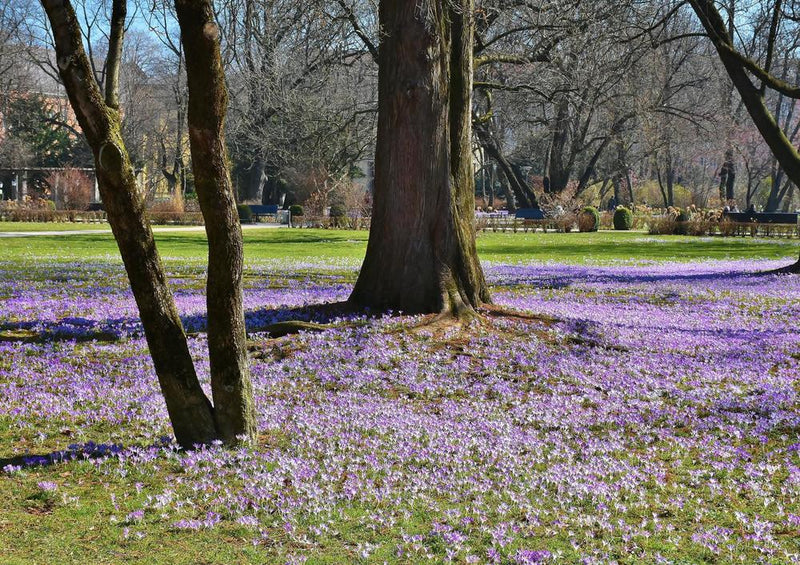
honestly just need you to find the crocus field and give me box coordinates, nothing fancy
[1,233,799,563]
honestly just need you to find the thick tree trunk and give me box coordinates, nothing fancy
[240,157,266,203]
[766,168,783,212]
[41,0,217,448]
[350,0,490,316]
[175,0,257,445]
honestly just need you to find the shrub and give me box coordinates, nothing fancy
[578,206,600,232]
[686,218,712,236]
[648,216,677,235]
[719,218,737,237]
[613,207,633,230]
[675,208,692,223]
[45,168,94,211]
[236,203,252,223]
[329,203,346,228]
[289,204,303,217]
[554,212,577,233]
[147,197,185,225]
[598,211,614,230]
[329,203,346,218]
[673,208,692,235]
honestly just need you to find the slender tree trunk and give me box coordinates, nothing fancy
[41,0,218,448]
[781,182,794,212]
[479,153,487,205]
[488,163,496,208]
[666,155,675,207]
[175,0,257,445]
[546,97,571,193]
[627,171,635,204]
[575,137,611,196]
[350,0,490,316]
[656,167,669,208]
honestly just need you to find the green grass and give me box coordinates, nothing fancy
[0,221,114,232]
[1,224,798,265]
[0,464,277,564]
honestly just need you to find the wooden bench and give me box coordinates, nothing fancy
[722,211,799,237]
[514,208,550,232]
[249,204,280,222]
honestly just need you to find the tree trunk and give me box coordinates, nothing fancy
[350,0,490,316]
[475,124,537,209]
[656,167,669,208]
[666,164,674,207]
[246,157,267,203]
[175,0,257,445]
[546,97,571,193]
[781,182,795,212]
[575,137,611,196]
[766,167,783,212]
[613,176,622,205]
[488,163,496,208]
[41,0,218,448]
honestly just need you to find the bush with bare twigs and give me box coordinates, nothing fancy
[45,168,94,211]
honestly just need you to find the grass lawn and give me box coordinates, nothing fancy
[1,223,798,265]
[1,227,799,563]
[0,221,114,232]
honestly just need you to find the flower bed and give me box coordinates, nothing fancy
[1,258,799,562]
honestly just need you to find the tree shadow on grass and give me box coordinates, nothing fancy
[488,263,787,289]
[0,301,369,344]
[0,441,131,471]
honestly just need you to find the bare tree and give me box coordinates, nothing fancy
[40,0,255,447]
[217,0,377,205]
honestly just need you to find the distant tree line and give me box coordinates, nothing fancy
[3,1,800,213]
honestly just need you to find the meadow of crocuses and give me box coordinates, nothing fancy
[1,253,799,563]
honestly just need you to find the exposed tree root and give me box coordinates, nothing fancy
[260,320,331,338]
[478,304,560,326]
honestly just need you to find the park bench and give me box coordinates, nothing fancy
[249,204,280,222]
[722,211,799,237]
[515,208,549,232]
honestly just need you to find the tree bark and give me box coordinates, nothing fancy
[350,0,490,316]
[175,0,257,445]
[40,0,218,448]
